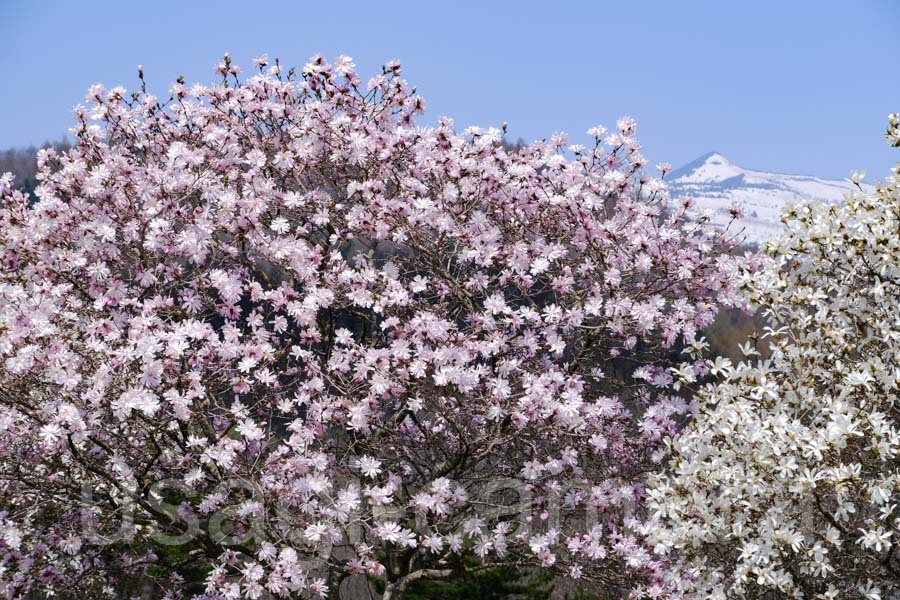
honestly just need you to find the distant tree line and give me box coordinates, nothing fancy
[0,140,71,198]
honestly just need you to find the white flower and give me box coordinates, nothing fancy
[372,521,402,543]
[857,528,892,552]
[3,525,22,550]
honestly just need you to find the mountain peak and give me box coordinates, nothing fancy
[669,151,743,184]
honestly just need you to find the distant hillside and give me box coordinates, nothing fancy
[667,152,873,246]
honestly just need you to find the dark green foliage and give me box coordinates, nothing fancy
[153,541,212,596]
[403,566,554,600]
[704,306,770,363]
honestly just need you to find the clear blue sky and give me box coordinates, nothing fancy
[2,0,898,180]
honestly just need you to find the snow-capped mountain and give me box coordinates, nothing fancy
[666,152,872,247]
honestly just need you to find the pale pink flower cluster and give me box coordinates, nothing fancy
[0,54,748,598]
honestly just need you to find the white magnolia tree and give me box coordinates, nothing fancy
[646,117,900,599]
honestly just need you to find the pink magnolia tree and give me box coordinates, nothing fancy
[0,54,749,599]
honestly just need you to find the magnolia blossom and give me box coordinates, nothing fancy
[0,54,748,598]
[646,131,900,598]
